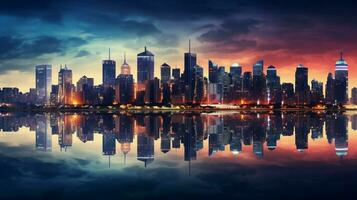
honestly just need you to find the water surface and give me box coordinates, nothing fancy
[1,111,357,199]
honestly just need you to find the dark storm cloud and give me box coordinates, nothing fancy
[1,0,357,63]
[199,39,258,54]
[0,0,63,23]
[198,18,262,43]
[0,35,87,60]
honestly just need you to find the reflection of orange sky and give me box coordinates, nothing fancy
[1,113,357,167]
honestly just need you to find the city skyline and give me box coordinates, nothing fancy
[0,46,354,107]
[1,1,357,92]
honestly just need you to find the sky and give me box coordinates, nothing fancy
[0,0,357,92]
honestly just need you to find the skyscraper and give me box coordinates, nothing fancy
[102,48,116,88]
[35,64,52,105]
[137,46,154,86]
[194,65,204,103]
[266,65,281,105]
[295,64,309,105]
[252,60,266,103]
[311,79,324,105]
[208,60,218,83]
[160,63,171,84]
[184,40,197,103]
[230,63,242,81]
[253,60,264,76]
[334,52,348,104]
[325,73,335,104]
[352,87,357,104]
[115,55,134,104]
[145,77,161,105]
[172,68,180,81]
[58,66,73,104]
[76,76,94,104]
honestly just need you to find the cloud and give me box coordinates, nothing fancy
[0,35,87,72]
[198,19,262,43]
[0,0,64,23]
[75,50,91,58]
[0,35,87,60]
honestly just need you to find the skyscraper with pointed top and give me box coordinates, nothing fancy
[184,39,197,103]
[102,48,116,88]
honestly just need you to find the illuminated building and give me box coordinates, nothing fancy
[334,52,348,104]
[102,48,116,88]
[35,64,52,105]
[58,65,73,105]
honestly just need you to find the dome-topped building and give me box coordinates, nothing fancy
[121,53,131,75]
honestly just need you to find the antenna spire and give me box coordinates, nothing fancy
[340,51,343,60]
[189,39,191,53]
[124,52,126,63]
[109,48,111,60]
[144,46,147,52]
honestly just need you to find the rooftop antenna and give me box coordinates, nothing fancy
[144,46,147,52]
[109,48,111,60]
[340,51,343,60]
[189,39,191,54]
[124,52,126,63]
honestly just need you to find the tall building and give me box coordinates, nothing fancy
[253,60,264,76]
[145,77,161,104]
[58,66,73,104]
[160,63,171,84]
[172,68,180,81]
[115,55,134,104]
[194,65,204,103]
[295,64,309,105]
[266,65,281,105]
[102,49,116,88]
[35,64,52,105]
[334,52,348,104]
[76,76,94,104]
[325,73,335,104]
[311,79,324,105]
[184,40,197,103]
[282,83,295,105]
[252,60,266,103]
[137,46,154,86]
[208,60,218,83]
[352,87,357,104]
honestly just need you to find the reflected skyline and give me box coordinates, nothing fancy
[0,112,355,167]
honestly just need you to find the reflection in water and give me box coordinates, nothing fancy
[1,112,357,199]
[0,112,354,165]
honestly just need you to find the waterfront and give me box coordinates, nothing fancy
[1,111,357,199]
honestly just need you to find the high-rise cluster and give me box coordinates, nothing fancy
[0,45,353,108]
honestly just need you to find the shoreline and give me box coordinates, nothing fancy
[1,106,357,113]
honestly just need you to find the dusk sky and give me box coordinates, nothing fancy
[1,0,357,92]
